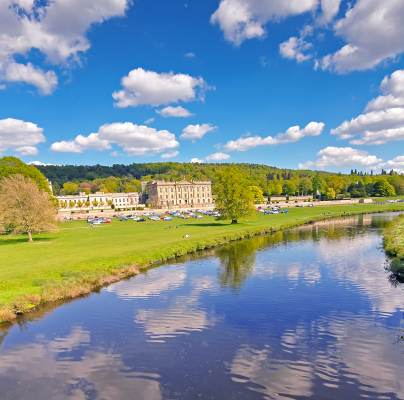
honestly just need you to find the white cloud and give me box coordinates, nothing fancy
[113,68,209,108]
[16,146,39,156]
[51,122,179,156]
[205,152,230,161]
[383,156,404,174]
[210,0,319,45]
[157,106,193,118]
[4,62,58,95]
[28,161,54,166]
[319,0,341,23]
[161,151,179,159]
[0,0,130,94]
[180,123,217,141]
[51,133,110,153]
[190,158,203,163]
[184,52,196,58]
[0,118,45,155]
[332,69,404,145]
[319,0,404,72]
[279,36,312,62]
[299,146,383,170]
[224,121,324,152]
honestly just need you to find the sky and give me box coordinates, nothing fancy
[0,0,404,173]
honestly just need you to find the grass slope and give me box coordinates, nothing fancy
[1,203,404,323]
[384,214,404,274]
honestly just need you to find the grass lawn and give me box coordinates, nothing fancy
[384,214,404,266]
[1,202,404,322]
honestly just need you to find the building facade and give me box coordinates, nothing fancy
[146,181,213,208]
[57,192,140,212]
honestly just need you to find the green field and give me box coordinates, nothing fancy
[1,202,404,323]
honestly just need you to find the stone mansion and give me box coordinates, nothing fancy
[57,180,213,212]
[145,180,213,208]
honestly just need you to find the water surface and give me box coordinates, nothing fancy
[1,213,403,399]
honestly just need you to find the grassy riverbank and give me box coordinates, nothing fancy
[1,202,404,323]
[384,214,404,275]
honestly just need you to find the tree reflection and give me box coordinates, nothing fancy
[386,258,404,287]
[216,239,259,290]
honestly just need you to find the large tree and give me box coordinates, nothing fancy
[213,167,254,224]
[0,156,50,193]
[0,175,57,242]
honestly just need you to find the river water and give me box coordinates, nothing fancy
[0,213,403,400]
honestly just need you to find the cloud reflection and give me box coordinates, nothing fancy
[0,327,162,400]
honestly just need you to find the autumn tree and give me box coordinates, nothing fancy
[213,167,255,224]
[0,175,57,242]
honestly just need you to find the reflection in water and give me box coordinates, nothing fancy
[0,213,403,400]
[0,327,162,400]
[216,239,258,290]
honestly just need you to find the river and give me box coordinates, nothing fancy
[0,213,403,399]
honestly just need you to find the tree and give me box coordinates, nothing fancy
[373,180,396,197]
[249,185,265,204]
[298,178,313,195]
[0,175,57,242]
[62,181,78,195]
[213,167,254,224]
[325,187,336,200]
[283,181,297,196]
[0,156,51,193]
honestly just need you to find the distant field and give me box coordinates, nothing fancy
[1,202,404,323]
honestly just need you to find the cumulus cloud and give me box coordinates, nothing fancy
[319,0,341,24]
[113,68,209,108]
[157,106,193,118]
[383,156,404,174]
[4,63,58,95]
[205,152,230,161]
[0,0,130,94]
[0,118,45,155]
[224,121,324,152]
[180,124,217,141]
[51,122,179,156]
[319,0,404,72]
[332,69,404,145]
[161,151,179,159]
[298,146,383,170]
[190,158,203,163]
[210,0,318,45]
[279,36,312,62]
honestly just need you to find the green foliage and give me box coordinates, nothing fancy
[0,157,50,193]
[373,180,396,197]
[249,185,265,204]
[283,181,297,196]
[62,181,79,195]
[213,166,255,223]
[35,161,404,199]
[325,187,336,200]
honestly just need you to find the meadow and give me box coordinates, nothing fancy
[1,202,404,323]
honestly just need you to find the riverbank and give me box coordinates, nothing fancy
[384,214,404,276]
[1,202,404,324]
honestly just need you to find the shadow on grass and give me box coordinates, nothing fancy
[0,237,54,246]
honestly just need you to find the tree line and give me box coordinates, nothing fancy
[37,161,404,199]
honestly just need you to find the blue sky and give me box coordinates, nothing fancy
[0,0,404,172]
